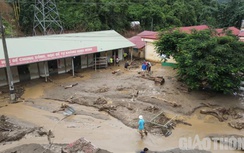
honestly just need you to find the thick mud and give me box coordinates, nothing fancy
[0,62,243,153]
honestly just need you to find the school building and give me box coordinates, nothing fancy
[0,30,135,86]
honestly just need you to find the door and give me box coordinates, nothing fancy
[73,56,81,70]
[48,60,58,76]
[17,64,30,82]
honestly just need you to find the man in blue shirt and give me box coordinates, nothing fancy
[141,63,147,71]
[138,115,147,138]
[140,148,149,153]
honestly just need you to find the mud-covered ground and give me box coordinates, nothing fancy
[0,61,243,153]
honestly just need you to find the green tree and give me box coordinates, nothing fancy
[9,0,244,35]
[218,0,244,28]
[15,0,34,35]
[156,29,244,93]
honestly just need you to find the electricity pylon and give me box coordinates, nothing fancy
[33,0,63,35]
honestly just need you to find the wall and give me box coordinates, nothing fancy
[11,66,19,83]
[118,49,123,60]
[66,58,72,72]
[0,49,130,87]
[38,62,49,77]
[132,48,145,59]
[0,68,7,86]
[87,54,94,67]
[81,55,88,68]
[29,63,39,79]
[144,39,161,62]
[57,58,65,74]
[240,37,244,42]
[143,38,176,63]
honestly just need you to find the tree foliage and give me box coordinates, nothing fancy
[5,0,244,35]
[156,29,244,93]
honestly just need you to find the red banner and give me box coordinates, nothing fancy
[0,46,97,68]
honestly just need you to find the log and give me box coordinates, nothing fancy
[175,119,192,126]
[98,105,116,112]
[64,83,78,89]
[94,97,108,105]
[150,96,181,107]
[228,121,244,130]
[139,76,165,85]
[200,109,226,122]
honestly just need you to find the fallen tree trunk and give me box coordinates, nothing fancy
[150,96,181,107]
[200,107,230,122]
[64,83,78,89]
[139,76,165,85]
[228,121,244,130]
[200,109,225,122]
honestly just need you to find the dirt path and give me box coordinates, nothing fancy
[0,63,243,153]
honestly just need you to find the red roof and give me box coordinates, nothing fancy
[128,35,145,49]
[128,31,158,48]
[215,27,240,36]
[129,26,242,46]
[139,31,158,40]
[179,25,209,33]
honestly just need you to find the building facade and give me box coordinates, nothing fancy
[0,30,135,86]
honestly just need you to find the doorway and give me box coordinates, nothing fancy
[48,60,58,76]
[73,56,81,70]
[17,64,30,82]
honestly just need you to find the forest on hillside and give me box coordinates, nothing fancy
[3,0,244,36]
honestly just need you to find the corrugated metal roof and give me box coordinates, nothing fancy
[139,31,158,40]
[215,27,240,36]
[128,36,145,49]
[0,30,135,67]
[179,25,209,33]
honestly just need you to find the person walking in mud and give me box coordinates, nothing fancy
[138,115,147,139]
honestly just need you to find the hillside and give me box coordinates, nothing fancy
[0,2,23,37]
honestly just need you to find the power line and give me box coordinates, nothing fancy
[0,0,152,5]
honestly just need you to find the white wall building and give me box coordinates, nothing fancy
[0,30,135,86]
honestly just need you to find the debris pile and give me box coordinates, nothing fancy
[0,115,48,143]
[94,97,108,105]
[199,105,244,130]
[62,137,111,153]
[111,69,121,74]
[94,87,109,93]
[52,104,76,116]
[139,75,165,85]
[147,111,176,137]
[228,121,244,130]
[143,105,159,112]
[150,96,182,107]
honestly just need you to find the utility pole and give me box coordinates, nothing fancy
[0,15,16,102]
[33,0,63,35]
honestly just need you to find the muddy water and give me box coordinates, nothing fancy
[0,102,243,153]
[0,102,166,153]
[1,66,243,153]
[166,111,244,153]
